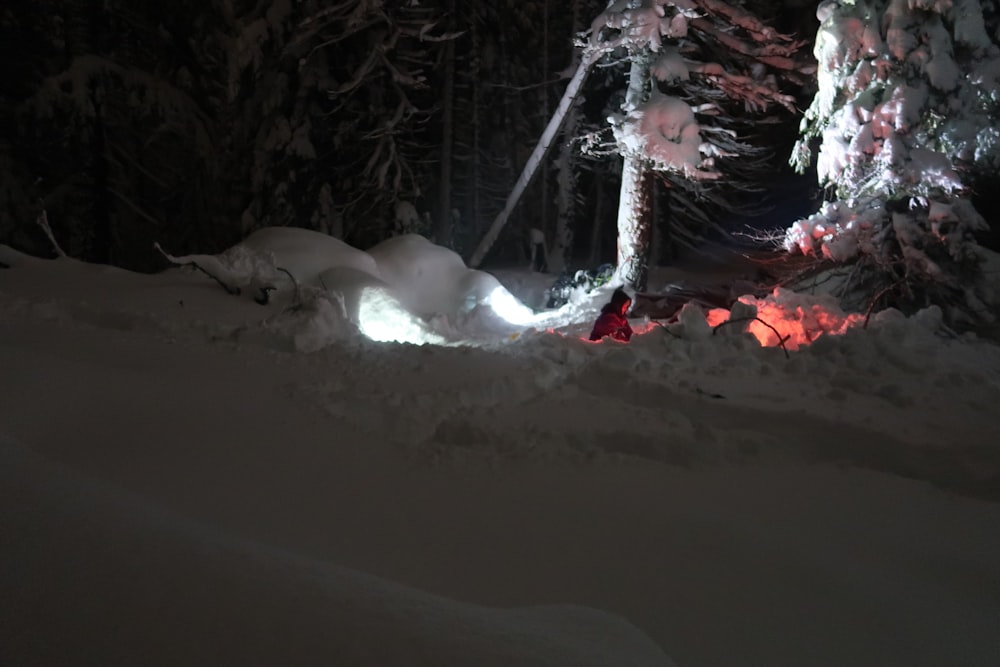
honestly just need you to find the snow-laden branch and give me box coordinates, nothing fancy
[688,63,797,112]
[153,243,242,295]
[687,18,801,71]
[694,0,799,48]
[614,90,723,180]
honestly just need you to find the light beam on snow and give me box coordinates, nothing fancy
[356,286,447,345]
[484,286,539,326]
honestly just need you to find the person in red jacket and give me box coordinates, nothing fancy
[589,288,633,342]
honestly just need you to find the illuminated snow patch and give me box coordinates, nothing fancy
[485,286,539,326]
[357,286,447,345]
[709,288,865,350]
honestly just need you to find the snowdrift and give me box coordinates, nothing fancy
[3,239,1000,666]
[0,437,675,667]
[156,228,539,345]
[368,234,502,318]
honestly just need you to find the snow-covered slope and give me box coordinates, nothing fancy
[0,437,674,667]
[2,244,1000,666]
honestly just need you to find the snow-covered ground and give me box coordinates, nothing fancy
[2,236,999,667]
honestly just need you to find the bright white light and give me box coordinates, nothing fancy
[485,286,538,326]
[356,286,447,345]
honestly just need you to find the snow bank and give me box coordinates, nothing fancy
[3,247,1000,666]
[153,226,382,305]
[367,234,540,335]
[368,234,501,317]
[252,266,450,350]
[238,226,381,284]
[0,243,32,267]
[5,237,1000,463]
[0,437,675,667]
[153,229,546,346]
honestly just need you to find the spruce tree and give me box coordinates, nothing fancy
[589,0,805,290]
[787,0,1000,321]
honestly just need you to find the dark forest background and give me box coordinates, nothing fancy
[0,0,820,273]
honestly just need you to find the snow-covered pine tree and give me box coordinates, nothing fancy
[787,0,1000,322]
[589,0,805,291]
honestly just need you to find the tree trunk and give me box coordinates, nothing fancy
[89,80,113,265]
[551,135,575,275]
[469,16,482,255]
[435,14,456,248]
[650,177,661,269]
[615,55,653,291]
[538,0,550,270]
[550,0,586,276]
[661,185,675,263]
[588,178,604,266]
[467,50,598,268]
[616,155,653,291]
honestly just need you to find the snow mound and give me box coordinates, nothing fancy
[226,226,381,300]
[155,227,381,303]
[0,436,676,667]
[239,226,382,284]
[0,243,33,267]
[368,234,501,317]
[318,266,448,347]
[367,234,540,335]
[154,230,546,346]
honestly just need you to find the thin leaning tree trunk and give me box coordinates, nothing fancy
[467,50,599,268]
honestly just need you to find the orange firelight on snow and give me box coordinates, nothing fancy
[709,296,864,350]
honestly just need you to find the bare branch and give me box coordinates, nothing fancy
[35,209,67,258]
[107,186,162,226]
[153,242,241,296]
[713,316,791,358]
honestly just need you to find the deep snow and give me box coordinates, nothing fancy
[1,237,999,667]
